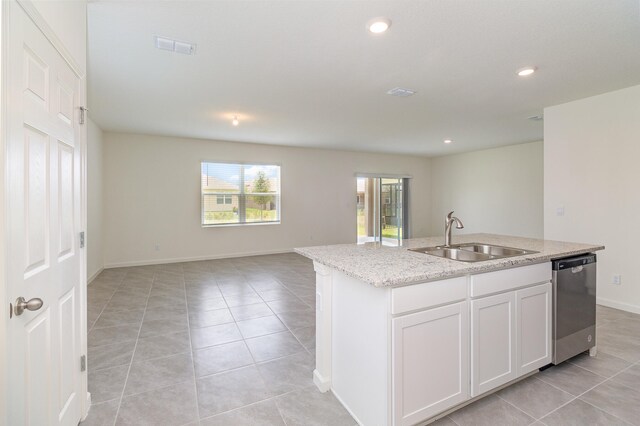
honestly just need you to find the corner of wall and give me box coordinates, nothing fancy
[87,118,105,281]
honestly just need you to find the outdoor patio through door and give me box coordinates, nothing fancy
[356,176,408,246]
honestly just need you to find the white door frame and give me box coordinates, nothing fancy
[0,0,89,421]
[1,3,8,423]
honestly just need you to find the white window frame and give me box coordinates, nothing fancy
[201,161,281,227]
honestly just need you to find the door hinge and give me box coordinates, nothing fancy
[80,231,85,248]
[80,355,86,372]
[79,106,88,125]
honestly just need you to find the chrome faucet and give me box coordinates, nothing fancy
[444,211,464,247]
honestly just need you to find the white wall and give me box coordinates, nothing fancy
[545,85,640,313]
[87,119,104,281]
[429,141,543,239]
[103,133,432,267]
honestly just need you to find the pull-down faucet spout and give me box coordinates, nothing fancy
[444,211,464,247]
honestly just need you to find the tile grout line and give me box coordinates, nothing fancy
[87,278,125,334]
[194,347,311,381]
[566,352,631,376]
[494,393,538,422]
[110,269,154,426]
[182,266,204,424]
[197,384,306,424]
[576,398,635,426]
[534,374,628,424]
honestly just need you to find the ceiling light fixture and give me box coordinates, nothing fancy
[387,87,416,97]
[517,66,537,77]
[444,139,453,144]
[232,116,239,126]
[367,17,391,34]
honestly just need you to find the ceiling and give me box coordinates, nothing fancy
[87,0,640,156]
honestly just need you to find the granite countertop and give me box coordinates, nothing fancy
[294,233,604,288]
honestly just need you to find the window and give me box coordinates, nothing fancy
[216,194,232,205]
[201,162,281,226]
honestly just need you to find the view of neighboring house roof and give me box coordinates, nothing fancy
[201,174,278,192]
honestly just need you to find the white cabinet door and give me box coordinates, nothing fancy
[471,292,517,397]
[516,282,552,375]
[392,302,469,426]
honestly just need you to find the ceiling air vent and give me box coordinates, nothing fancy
[528,114,544,121]
[154,36,196,55]
[387,87,416,97]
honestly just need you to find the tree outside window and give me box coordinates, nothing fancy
[252,171,274,221]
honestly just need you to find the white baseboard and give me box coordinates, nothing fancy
[597,297,640,315]
[81,392,91,422]
[87,268,104,284]
[313,369,331,393]
[103,248,295,269]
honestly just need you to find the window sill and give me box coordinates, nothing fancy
[201,221,281,228]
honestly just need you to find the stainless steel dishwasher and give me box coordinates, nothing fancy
[552,253,597,364]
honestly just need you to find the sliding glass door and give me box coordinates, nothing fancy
[357,177,407,246]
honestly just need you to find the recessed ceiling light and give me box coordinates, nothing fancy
[367,17,391,34]
[517,66,537,77]
[444,139,453,144]
[232,116,239,126]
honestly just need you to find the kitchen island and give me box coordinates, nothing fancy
[295,234,604,426]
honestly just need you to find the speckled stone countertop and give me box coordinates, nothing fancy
[294,233,604,288]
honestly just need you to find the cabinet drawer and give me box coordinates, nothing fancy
[391,276,467,315]
[470,263,551,298]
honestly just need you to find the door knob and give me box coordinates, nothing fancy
[13,297,44,317]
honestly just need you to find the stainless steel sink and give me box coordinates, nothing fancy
[456,244,536,257]
[411,247,494,262]
[409,243,538,262]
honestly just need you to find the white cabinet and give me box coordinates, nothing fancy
[516,282,552,375]
[470,265,552,398]
[323,263,553,426]
[471,292,517,397]
[392,302,469,426]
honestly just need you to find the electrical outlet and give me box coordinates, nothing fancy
[556,206,565,216]
[612,275,622,285]
[155,244,160,251]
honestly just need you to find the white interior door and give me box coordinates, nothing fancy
[5,2,84,425]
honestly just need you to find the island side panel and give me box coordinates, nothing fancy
[313,261,333,392]
[331,270,391,426]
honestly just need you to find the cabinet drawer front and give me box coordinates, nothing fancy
[391,277,467,315]
[392,302,469,426]
[470,263,551,298]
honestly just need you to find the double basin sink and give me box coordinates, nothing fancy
[409,243,538,262]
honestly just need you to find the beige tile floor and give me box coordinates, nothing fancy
[82,254,640,426]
